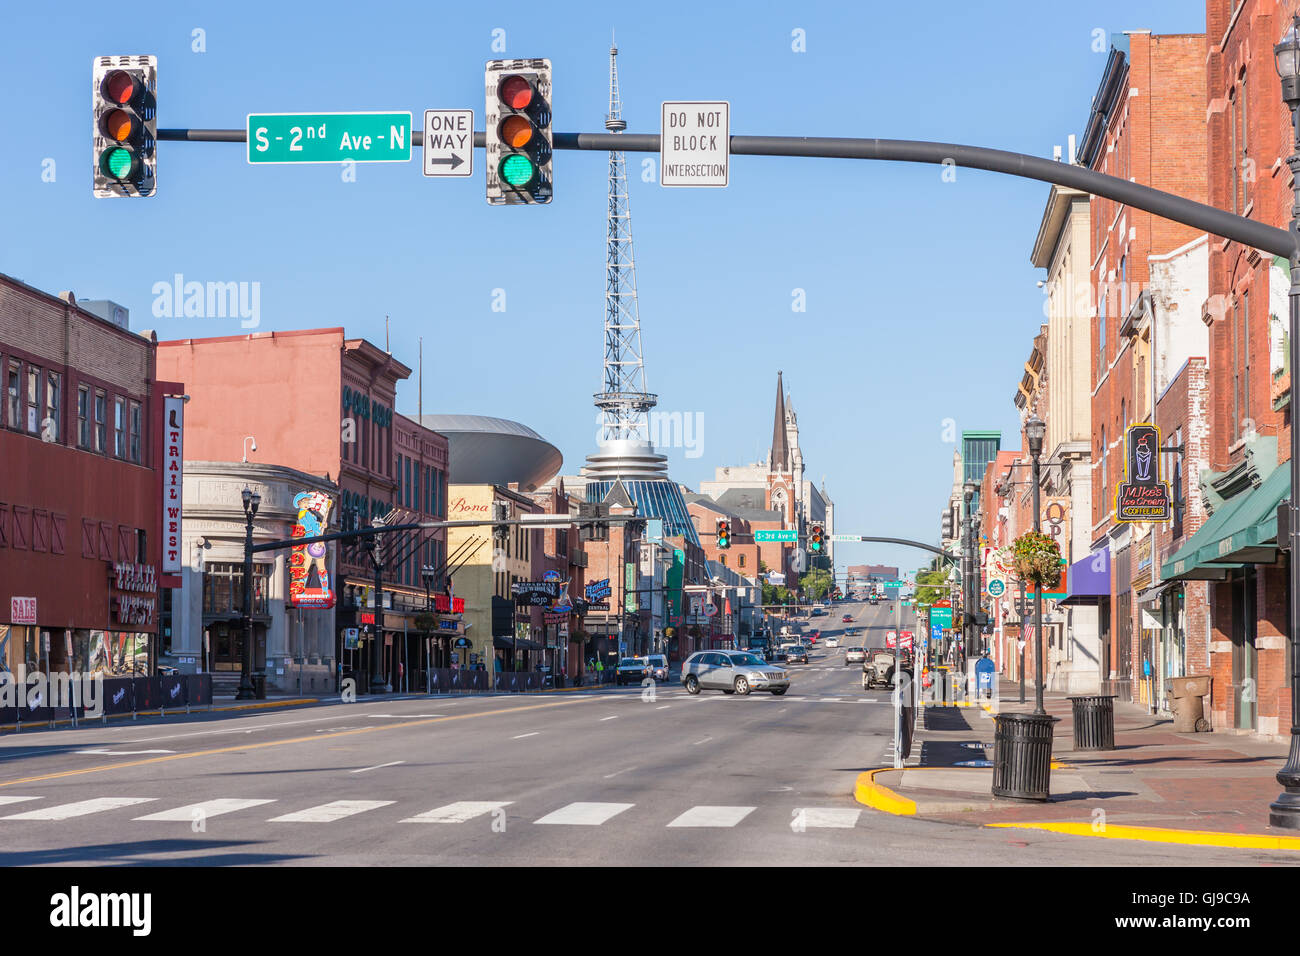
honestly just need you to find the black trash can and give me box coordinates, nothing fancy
[1068,695,1116,751]
[252,673,267,700]
[992,712,1059,801]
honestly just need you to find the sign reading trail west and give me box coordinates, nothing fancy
[754,529,798,543]
[248,112,412,164]
[660,101,729,187]
[423,109,473,177]
[1115,423,1172,522]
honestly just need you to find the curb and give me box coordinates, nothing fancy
[986,820,1300,852]
[853,769,917,816]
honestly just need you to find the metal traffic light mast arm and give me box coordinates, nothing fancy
[156,129,1294,258]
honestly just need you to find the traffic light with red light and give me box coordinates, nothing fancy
[810,525,825,552]
[92,55,156,198]
[716,519,731,550]
[485,58,552,204]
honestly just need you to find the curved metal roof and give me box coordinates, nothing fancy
[417,414,562,492]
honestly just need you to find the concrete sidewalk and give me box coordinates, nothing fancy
[857,678,1300,850]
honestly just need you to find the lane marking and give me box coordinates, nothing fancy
[135,798,275,821]
[2,797,156,821]
[599,715,618,722]
[603,766,637,779]
[351,760,404,774]
[534,802,633,826]
[75,749,176,756]
[269,800,395,823]
[656,705,670,710]
[794,807,861,829]
[692,736,712,746]
[0,696,606,789]
[512,732,540,739]
[667,805,756,828]
[0,796,40,807]
[403,800,511,824]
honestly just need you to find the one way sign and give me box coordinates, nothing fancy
[423,109,473,177]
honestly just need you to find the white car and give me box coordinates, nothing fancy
[826,637,839,648]
[844,646,866,665]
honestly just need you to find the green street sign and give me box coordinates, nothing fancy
[248,112,412,164]
[930,607,953,628]
[754,530,798,543]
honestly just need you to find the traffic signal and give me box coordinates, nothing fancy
[810,525,824,552]
[716,519,731,549]
[92,55,156,198]
[485,58,553,204]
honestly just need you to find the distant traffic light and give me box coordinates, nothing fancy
[941,510,954,539]
[485,58,553,204]
[93,55,156,198]
[810,524,824,552]
[716,519,731,549]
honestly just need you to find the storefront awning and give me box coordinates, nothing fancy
[493,635,543,651]
[1057,547,1110,605]
[1161,466,1289,580]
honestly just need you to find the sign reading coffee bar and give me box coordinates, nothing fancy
[1115,423,1171,522]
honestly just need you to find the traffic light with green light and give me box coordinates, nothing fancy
[716,519,731,549]
[485,58,553,204]
[92,56,156,198]
[810,525,824,552]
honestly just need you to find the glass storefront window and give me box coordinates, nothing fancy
[203,563,271,616]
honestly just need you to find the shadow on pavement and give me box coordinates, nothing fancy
[5,838,312,866]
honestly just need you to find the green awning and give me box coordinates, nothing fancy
[1161,466,1289,580]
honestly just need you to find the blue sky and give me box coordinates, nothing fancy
[1,0,1207,575]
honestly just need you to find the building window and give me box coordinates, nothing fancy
[1119,256,1127,316]
[26,364,40,433]
[1232,297,1242,442]
[77,385,90,448]
[1230,90,1238,214]
[1098,282,1107,374]
[113,396,126,457]
[1100,427,1107,496]
[1242,290,1250,432]
[44,371,60,442]
[405,456,412,509]
[203,562,271,616]
[6,360,18,429]
[94,390,107,453]
[720,554,727,567]
[129,401,142,463]
[738,554,746,569]
[1238,77,1248,211]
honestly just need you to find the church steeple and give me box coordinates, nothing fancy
[770,371,791,473]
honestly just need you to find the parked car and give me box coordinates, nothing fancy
[782,643,809,664]
[844,646,866,665]
[646,654,670,682]
[681,650,789,696]
[615,657,650,686]
[862,650,896,690]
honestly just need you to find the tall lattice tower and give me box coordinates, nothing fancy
[592,39,657,446]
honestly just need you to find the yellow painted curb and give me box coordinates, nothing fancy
[987,820,1300,851]
[211,698,318,712]
[853,769,917,816]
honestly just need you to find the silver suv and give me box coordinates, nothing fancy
[681,650,790,696]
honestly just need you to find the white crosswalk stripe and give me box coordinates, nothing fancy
[793,807,861,829]
[0,796,41,808]
[402,801,512,823]
[268,800,395,823]
[667,805,756,828]
[534,802,633,826]
[135,799,275,821]
[3,797,156,820]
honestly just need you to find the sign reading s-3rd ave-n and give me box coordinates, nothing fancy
[247,112,412,164]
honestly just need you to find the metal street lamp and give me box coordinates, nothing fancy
[1270,15,1300,829]
[962,480,979,663]
[236,486,261,700]
[1026,414,1047,716]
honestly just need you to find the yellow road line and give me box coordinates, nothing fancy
[987,820,1300,851]
[0,696,591,789]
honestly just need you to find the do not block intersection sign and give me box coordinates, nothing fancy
[661,101,729,187]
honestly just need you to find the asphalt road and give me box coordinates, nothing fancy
[0,601,1292,865]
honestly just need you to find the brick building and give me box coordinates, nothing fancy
[1,275,180,685]
[1082,32,1208,698]
[155,329,450,692]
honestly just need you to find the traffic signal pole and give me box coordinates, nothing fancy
[155,128,1294,258]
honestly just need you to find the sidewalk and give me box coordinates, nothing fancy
[857,677,1300,850]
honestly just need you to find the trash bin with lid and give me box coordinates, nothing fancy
[252,673,267,700]
[1168,675,1211,733]
[1067,695,1116,751]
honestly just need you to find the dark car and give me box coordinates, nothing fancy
[783,644,809,664]
[615,657,650,685]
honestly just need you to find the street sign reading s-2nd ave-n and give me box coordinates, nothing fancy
[248,112,412,164]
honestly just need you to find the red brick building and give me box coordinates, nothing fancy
[155,329,450,691]
[1,275,181,682]
[1082,31,1208,696]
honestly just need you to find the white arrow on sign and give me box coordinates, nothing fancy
[423,109,474,178]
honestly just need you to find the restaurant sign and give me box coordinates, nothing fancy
[1115,424,1171,522]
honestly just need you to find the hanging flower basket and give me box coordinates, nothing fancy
[1012,531,1062,588]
